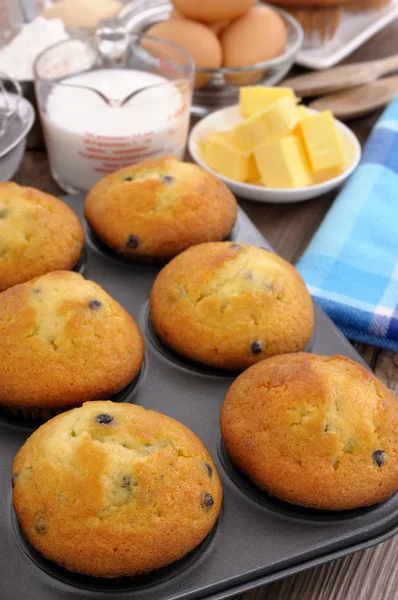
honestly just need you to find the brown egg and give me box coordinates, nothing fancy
[209,19,231,36]
[170,6,230,36]
[169,7,185,20]
[145,19,222,88]
[171,0,255,23]
[221,6,288,85]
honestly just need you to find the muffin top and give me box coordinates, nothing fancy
[0,183,84,292]
[12,401,222,577]
[220,353,398,510]
[84,156,237,261]
[0,271,144,409]
[150,242,314,369]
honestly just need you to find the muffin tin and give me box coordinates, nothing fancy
[1,194,398,600]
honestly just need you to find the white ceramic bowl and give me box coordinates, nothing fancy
[188,105,361,203]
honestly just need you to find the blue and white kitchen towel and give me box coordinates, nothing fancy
[297,96,398,351]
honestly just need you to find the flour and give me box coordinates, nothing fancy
[0,17,69,81]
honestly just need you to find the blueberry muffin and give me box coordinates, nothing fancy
[220,353,398,510]
[150,242,314,370]
[84,157,237,262]
[0,183,84,292]
[0,272,144,419]
[12,400,222,577]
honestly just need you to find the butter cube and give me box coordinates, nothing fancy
[254,134,312,189]
[312,164,346,184]
[297,105,310,121]
[234,96,300,151]
[202,131,259,182]
[298,110,346,173]
[239,87,297,118]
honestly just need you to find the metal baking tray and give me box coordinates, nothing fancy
[1,194,398,600]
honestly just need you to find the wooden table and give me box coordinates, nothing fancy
[12,17,398,600]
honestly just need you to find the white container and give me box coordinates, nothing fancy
[189,105,362,204]
[34,33,194,193]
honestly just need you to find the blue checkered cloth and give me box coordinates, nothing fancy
[297,96,398,352]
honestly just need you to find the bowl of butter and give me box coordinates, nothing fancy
[188,86,361,203]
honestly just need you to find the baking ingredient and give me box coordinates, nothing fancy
[41,0,121,29]
[0,17,68,81]
[145,20,222,69]
[170,7,185,20]
[221,7,288,68]
[169,8,229,41]
[234,96,300,151]
[297,105,310,120]
[145,19,222,88]
[171,0,255,23]
[199,86,348,189]
[254,135,312,188]
[42,69,190,192]
[298,110,346,172]
[240,87,297,118]
[209,20,231,36]
[203,131,258,182]
[312,164,346,184]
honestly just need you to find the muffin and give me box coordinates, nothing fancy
[348,0,391,11]
[220,353,398,510]
[84,157,237,262]
[0,183,84,292]
[267,0,352,47]
[12,400,222,577]
[0,271,144,419]
[150,242,314,370]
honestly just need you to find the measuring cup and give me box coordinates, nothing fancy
[34,26,194,193]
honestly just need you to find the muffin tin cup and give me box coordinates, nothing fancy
[1,195,398,600]
[0,366,145,427]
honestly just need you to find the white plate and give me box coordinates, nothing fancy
[297,0,398,70]
[188,105,361,204]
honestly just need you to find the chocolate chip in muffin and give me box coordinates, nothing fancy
[0,209,8,218]
[251,340,264,354]
[202,493,214,509]
[95,413,114,425]
[230,243,243,251]
[123,176,134,182]
[121,475,132,489]
[89,300,102,310]
[32,288,41,294]
[34,512,47,534]
[11,473,19,488]
[372,450,386,467]
[203,462,213,478]
[162,175,173,184]
[126,234,140,249]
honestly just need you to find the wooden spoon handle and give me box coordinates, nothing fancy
[283,54,398,97]
[309,75,398,120]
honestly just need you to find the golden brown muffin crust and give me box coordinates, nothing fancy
[0,183,84,292]
[150,242,314,369]
[84,157,237,261]
[12,401,222,577]
[0,271,144,409]
[220,353,398,510]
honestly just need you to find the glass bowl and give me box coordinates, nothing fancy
[119,1,304,115]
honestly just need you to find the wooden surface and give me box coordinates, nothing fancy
[10,15,398,600]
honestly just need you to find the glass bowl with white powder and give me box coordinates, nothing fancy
[34,30,194,193]
[0,16,70,148]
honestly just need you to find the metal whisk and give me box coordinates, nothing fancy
[0,72,22,138]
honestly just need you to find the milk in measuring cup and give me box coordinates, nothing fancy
[42,69,190,192]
